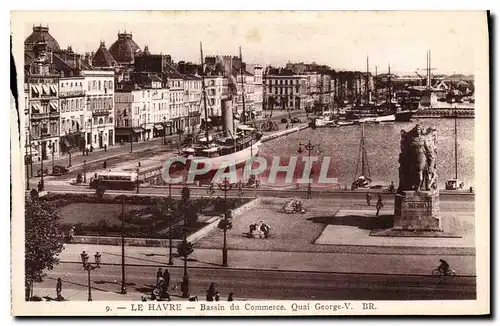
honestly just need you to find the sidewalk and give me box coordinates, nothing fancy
[30,136,174,172]
[32,285,254,302]
[59,243,476,276]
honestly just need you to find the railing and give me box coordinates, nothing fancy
[59,90,85,98]
[31,111,60,120]
[92,108,112,116]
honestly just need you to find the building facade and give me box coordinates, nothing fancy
[183,75,202,133]
[263,68,309,112]
[25,40,60,163]
[252,65,264,117]
[82,70,115,149]
[59,76,86,152]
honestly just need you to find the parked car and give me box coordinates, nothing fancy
[52,165,69,176]
[291,117,301,123]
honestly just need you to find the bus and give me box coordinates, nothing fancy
[90,170,138,190]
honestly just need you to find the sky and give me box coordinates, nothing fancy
[14,11,487,75]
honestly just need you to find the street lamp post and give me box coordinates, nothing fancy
[80,251,101,301]
[217,177,233,267]
[163,116,167,146]
[136,166,140,194]
[83,160,87,183]
[167,186,174,265]
[50,142,55,171]
[40,140,45,191]
[120,196,127,294]
[297,140,322,199]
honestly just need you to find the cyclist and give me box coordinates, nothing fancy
[438,259,450,276]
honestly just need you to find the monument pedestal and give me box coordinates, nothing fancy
[371,190,460,238]
[394,190,441,231]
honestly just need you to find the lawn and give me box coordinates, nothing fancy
[58,203,147,226]
[54,196,251,239]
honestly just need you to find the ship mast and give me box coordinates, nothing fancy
[239,46,246,125]
[200,42,209,143]
[361,123,366,176]
[454,106,458,180]
[366,56,370,104]
[374,65,378,106]
[354,122,371,180]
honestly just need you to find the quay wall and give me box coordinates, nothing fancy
[414,107,474,118]
[261,124,309,143]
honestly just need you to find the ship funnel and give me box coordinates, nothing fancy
[221,98,234,135]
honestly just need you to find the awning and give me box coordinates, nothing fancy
[154,124,164,131]
[50,85,57,94]
[31,85,39,94]
[35,85,42,94]
[42,85,50,95]
[133,127,145,133]
[31,104,40,113]
[50,102,58,111]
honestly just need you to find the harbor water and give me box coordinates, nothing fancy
[258,118,475,189]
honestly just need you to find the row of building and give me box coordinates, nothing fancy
[28,25,461,162]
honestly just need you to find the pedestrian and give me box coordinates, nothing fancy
[227,292,234,301]
[104,144,107,152]
[206,283,216,301]
[56,277,63,300]
[376,194,384,216]
[162,269,170,289]
[214,292,220,301]
[389,181,395,193]
[90,145,94,153]
[156,268,163,283]
[103,160,107,169]
[68,227,75,243]
[366,192,372,206]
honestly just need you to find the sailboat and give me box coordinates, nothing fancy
[445,107,464,190]
[351,123,372,190]
[172,43,263,183]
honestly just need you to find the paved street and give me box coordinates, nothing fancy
[34,262,476,301]
[38,184,475,203]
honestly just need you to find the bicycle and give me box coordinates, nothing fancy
[432,268,456,276]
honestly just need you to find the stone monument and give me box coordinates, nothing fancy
[393,124,441,232]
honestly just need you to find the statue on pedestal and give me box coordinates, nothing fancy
[397,124,438,193]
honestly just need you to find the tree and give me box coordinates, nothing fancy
[25,198,65,300]
[95,182,106,199]
[181,186,190,203]
[177,239,194,298]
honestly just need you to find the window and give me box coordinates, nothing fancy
[93,81,96,89]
